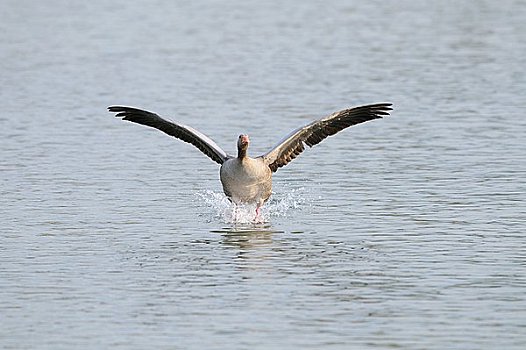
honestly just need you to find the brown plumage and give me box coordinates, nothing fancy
[262,103,392,171]
[109,103,393,216]
[108,106,228,164]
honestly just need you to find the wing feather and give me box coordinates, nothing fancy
[108,106,230,164]
[261,103,392,172]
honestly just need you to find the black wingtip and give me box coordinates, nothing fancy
[108,105,127,116]
[369,102,394,116]
[108,105,157,119]
[383,102,393,110]
[372,102,393,109]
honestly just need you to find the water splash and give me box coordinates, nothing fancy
[196,187,308,224]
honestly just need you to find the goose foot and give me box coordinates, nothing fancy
[254,206,263,223]
[233,204,239,222]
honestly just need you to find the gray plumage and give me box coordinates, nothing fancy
[109,103,393,210]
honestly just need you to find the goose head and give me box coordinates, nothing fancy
[237,134,250,158]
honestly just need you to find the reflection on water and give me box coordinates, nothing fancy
[211,224,283,235]
[211,222,288,251]
[217,227,278,251]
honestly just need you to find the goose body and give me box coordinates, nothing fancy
[108,103,393,217]
[220,156,272,208]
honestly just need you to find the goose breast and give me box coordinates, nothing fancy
[220,157,272,205]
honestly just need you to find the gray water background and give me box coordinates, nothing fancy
[1,0,525,349]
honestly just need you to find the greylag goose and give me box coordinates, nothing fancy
[108,103,392,217]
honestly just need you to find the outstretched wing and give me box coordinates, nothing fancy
[260,103,392,172]
[109,106,231,164]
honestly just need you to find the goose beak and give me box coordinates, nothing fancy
[240,135,250,145]
[238,134,250,149]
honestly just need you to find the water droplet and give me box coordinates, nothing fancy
[196,187,307,223]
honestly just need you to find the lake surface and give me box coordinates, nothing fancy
[1,0,525,349]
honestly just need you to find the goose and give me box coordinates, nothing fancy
[108,103,392,218]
